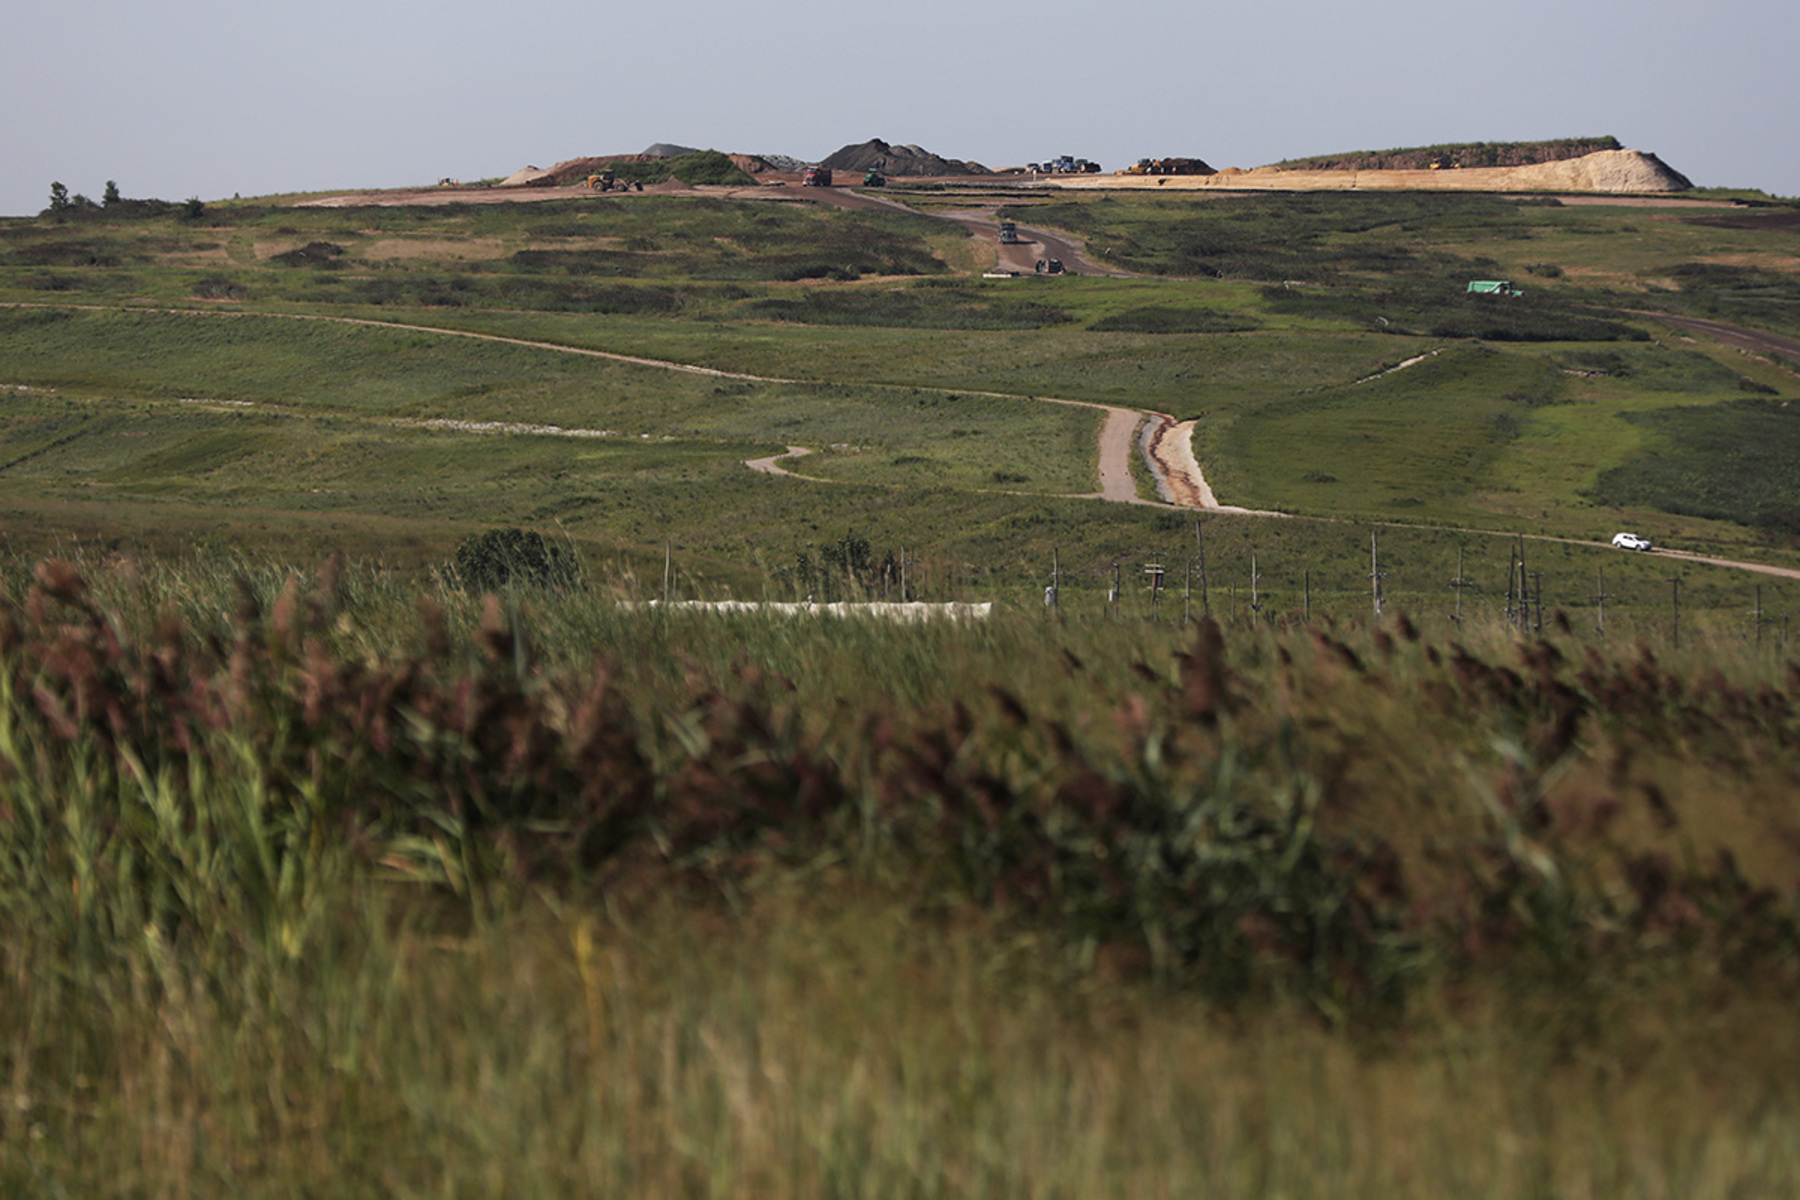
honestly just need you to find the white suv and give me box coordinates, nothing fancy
[1611,532,1653,551]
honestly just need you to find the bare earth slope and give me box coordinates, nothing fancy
[1058,149,1690,194]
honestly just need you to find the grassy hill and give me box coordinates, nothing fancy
[2,179,1800,1193]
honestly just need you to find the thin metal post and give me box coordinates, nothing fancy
[1195,522,1210,617]
[1370,532,1385,621]
[1250,553,1262,628]
[1450,545,1475,624]
[1516,535,1528,632]
[1506,544,1517,628]
[1455,545,1464,624]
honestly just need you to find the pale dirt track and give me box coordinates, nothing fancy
[745,446,816,478]
[1643,313,1800,364]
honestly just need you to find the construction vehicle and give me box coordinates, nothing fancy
[1037,156,1102,175]
[1467,280,1522,296]
[584,170,641,193]
[998,221,1020,244]
[802,167,833,187]
[1124,157,1213,177]
[862,169,886,187]
[1035,258,1064,275]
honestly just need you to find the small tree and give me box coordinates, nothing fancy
[103,180,121,207]
[182,196,206,221]
[449,528,583,593]
[47,182,69,213]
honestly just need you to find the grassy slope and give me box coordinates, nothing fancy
[4,190,1800,1193]
[1,562,1797,1195]
[1,190,1798,593]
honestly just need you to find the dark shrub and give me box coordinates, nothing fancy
[271,242,345,267]
[450,528,584,593]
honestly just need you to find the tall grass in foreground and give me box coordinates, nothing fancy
[1,554,1797,1195]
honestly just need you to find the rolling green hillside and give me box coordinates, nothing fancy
[1,184,1797,607]
[4,181,1800,1195]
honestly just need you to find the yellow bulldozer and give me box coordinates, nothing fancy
[585,170,642,193]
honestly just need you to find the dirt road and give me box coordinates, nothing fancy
[1644,313,1800,363]
[745,446,817,477]
[936,208,1131,278]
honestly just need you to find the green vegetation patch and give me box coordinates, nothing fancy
[1648,261,1800,338]
[1592,398,1800,536]
[1219,344,1570,516]
[1552,344,1775,392]
[1088,305,1260,334]
[1265,282,1649,342]
[737,282,1074,330]
[605,150,755,187]
[1001,193,1529,281]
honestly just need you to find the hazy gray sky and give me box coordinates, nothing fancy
[4,0,1796,216]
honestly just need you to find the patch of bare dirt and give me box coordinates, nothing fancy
[1057,150,1694,195]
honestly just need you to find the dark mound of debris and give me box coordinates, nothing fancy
[819,139,990,177]
[271,241,344,267]
[642,143,701,158]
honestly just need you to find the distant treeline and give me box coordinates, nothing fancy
[1273,137,1623,172]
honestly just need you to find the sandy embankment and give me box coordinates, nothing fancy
[1053,149,1691,195]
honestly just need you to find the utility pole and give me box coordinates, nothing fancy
[1145,560,1167,619]
[1195,521,1210,617]
[1506,543,1517,628]
[1249,553,1263,628]
[1516,535,1528,632]
[1449,545,1475,624]
[1369,532,1386,621]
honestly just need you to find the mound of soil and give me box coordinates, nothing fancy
[819,139,991,177]
[1080,150,1693,194]
[1277,137,1625,172]
[497,165,558,188]
[531,153,774,186]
